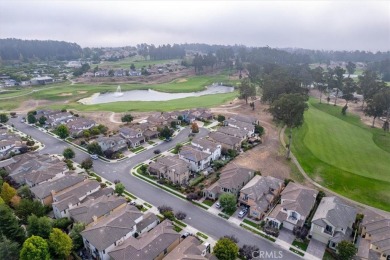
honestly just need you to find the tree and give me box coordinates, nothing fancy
[219,193,236,213]
[213,237,239,260]
[27,215,52,239]
[87,142,103,155]
[48,228,72,259]
[0,113,9,123]
[223,235,239,243]
[269,93,308,159]
[158,205,173,214]
[174,143,182,154]
[254,125,264,136]
[312,66,326,103]
[52,218,72,231]
[17,185,32,199]
[365,89,390,128]
[0,235,20,260]
[81,158,93,170]
[83,129,91,139]
[115,183,125,196]
[239,244,259,260]
[333,66,346,106]
[20,236,50,260]
[15,199,46,224]
[191,122,199,133]
[27,113,37,124]
[239,78,256,104]
[1,182,17,204]
[175,211,187,220]
[121,114,134,124]
[162,210,175,221]
[336,240,357,260]
[160,126,173,139]
[38,116,47,125]
[55,125,69,139]
[170,120,178,129]
[346,61,356,77]
[130,63,136,71]
[0,197,4,205]
[0,204,26,244]
[217,114,226,122]
[62,147,75,159]
[342,77,357,105]
[358,70,383,109]
[69,222,85,251]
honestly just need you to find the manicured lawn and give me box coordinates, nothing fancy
[292,239,309,251]
[202,199,215,207]
[289,247,304,257]
[222,208,236,216]
[173,225,183,233]
[243,219,260,229]
[130,146,146,153]
[196,232,208,240]
[290,98,390,211]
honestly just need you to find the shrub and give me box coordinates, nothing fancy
[158,205,173,214]
[175,211,187,220]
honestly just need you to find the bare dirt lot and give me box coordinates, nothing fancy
[212,98,293,181]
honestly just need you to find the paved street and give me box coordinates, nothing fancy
[9,117,301,259]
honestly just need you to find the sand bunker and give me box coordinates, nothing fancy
[176,78,188,83]
[59,93,73,96]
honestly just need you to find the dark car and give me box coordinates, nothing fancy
[164,138,172,142]
[154,149,161,154]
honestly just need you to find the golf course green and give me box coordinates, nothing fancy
[291,98,390,211]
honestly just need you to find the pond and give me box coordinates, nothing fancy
[79,84,234,104]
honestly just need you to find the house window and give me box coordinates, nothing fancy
[243,194,248,201]
[325,225,333,234]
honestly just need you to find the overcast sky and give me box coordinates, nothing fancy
[1,1,389,51]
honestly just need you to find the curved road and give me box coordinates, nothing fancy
[9,117,300,260]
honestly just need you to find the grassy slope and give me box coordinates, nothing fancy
[291,99,390,211]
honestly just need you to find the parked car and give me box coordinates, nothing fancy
[164,137,172,142]
[153,149,161,154]
[181,232,190,238]
[90,154,98,160]
[129,201,136,206]
[238,210,247,218]
[215,202,221,209]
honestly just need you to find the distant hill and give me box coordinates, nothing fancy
[0,38,82,61]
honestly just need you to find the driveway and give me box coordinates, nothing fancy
[307,239,327,259]
[278,228,295,245]
[8,117,301,260]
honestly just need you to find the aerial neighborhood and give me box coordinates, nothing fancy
[0,11,389,259]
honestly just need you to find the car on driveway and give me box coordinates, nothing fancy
[215,202,221,209]
[238,207,248,218]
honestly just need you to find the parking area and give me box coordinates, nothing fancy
[306,239,327,259]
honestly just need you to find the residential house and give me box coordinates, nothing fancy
[95,70,109,77]
[108,220,181,260]
[229,115,259,125]
[39,111,74,127]
[30,175,85,205]
[190,108,213,121]
[52,179,101,219]
[114,69,126,77]
[136,212,159,235]
[0,133,24,159]
[163,236,215,260]
[266,182,318,231]
[310,196,357,249]
[96,135,127,153]
[239,175,284,220]
[148,155,191,185]
[81,205,144,260]
[208,132,242,151]
[147,113,168,126]
[30,76,54,85]
[216,126,248,141]
[191,137,221,161]
[66,118,96,137]
[24,165,68,188]
[224,119,255,137]
[68,195,127,226]
[4,153,68,186]
[204,164,254,199]
[136,123,159,141]
[178,145,212,172]
[119,127,145,148]
[357,210,390,260]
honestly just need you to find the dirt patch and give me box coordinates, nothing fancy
[58,93,73,96]
[176,78,188,83]
[212,98,293,181]
[77,91,87,94]
[15,100,55,113]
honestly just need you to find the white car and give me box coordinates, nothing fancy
[215,202,221,209]
[90,154,98,160]
[238,209,248,218]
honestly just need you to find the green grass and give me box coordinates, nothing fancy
[173,225,183,233]
[131,146,146,153]
[243,219,260,229]
[239,224,276,242]
[143,202,152,208]
[123,191,137,200]
[290,98,390,211]
[173,220,187,227]
[222,208,236,216]
[218,213,229,219]
[292,239,309,251]
[202,199,215,207]
[196,232,208,240]
[99,56,179,69]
